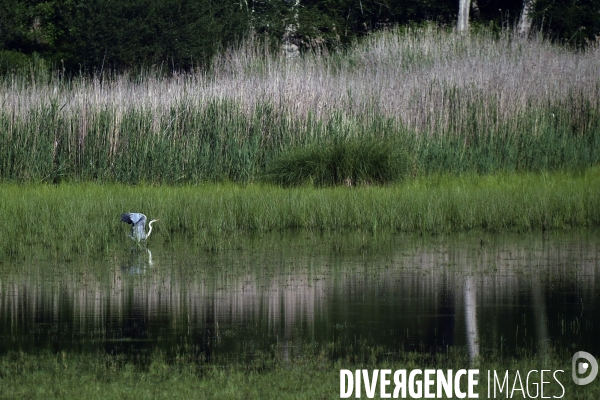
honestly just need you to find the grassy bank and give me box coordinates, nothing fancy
[1,26,599,184]
[1,167,599,257]
[0,348,592,399]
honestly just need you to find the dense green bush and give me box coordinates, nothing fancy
[263,138,412,187]
[0,50,30,75]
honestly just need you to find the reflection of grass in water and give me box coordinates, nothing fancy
[0,346,588,399]
[0,167,599,256]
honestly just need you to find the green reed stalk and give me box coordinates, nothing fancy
[1,97,598,184]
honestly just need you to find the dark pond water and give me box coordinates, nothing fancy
[0,230,598,363]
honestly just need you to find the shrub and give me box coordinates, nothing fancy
[263,137,412,187]
[0,50,30,75]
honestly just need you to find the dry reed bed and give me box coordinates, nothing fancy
[2,25,599,137]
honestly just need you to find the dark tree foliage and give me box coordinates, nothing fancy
[0,0,598,74]
[248,0,459,46]
[1,0,249,73]
[472,0,523,26]
[0,0,28,50]
[533,0,600,46]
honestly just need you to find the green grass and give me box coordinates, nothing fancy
[262,137,413,186]
[0,347,594,399]
[1,167,599,257]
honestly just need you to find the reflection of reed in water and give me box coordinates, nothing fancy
[0,233,597,356]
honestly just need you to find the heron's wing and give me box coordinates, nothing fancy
[120,213,147,225]
[121,213,148,241]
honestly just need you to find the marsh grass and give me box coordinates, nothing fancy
[263,137,413,186]
[0,346,590,399]
[1,167,599,257]
[1,26,599,184]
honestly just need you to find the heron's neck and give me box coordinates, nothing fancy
[146,220,156,239]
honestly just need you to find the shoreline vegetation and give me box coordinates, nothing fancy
[1,26,599,185]
[0,27,598,257]
[0,167,599,257]
[0,348,591,399]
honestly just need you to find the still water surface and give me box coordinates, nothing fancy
[0,230,598,362]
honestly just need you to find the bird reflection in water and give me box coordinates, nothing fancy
[122,247,154,275]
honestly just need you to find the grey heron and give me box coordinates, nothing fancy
[120,213,159,243]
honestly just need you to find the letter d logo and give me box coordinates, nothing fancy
[572,351,598,385]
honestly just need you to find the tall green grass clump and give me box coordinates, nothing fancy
[263,137,412,186]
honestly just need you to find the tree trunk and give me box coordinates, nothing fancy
[457,0,471,33]
[471,0,481,21]
[282,0,300,57]
[518,0,535,38]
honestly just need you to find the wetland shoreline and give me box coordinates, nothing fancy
[0,167,600,255]
[1,167,599,257]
